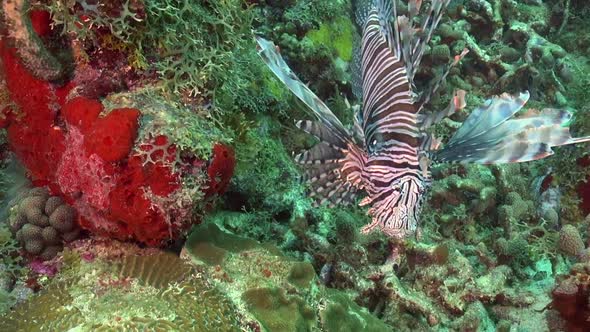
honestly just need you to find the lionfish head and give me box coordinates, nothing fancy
[362,176,427,238]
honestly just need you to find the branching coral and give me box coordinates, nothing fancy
[45,0,283,117]
[426,164,498,241]
[141,0,255,96]
[420,0,577,109]
[281,0,347,33]
[230,124,304,216]
[365,248,538,330]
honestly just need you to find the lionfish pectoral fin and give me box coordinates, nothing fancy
[359,196,373,207]
[255,36,352,142]
[435,91,590,164]
[360,218,380,234]
[298,132,367,207]
[256,35,367,207]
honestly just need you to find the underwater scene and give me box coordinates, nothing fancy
[1,0,590,331]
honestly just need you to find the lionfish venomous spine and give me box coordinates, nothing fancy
[256,0,590,238]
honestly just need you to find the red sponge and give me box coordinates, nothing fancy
[206,143,236,197]
[84,108,140,162]
[62,97,103,134]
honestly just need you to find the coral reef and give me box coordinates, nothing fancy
[0,5,235,245]
[1,0,590,331]
[183,222,389,331]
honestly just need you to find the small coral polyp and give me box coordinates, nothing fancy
[9,187,80,260]
[0,9,234,246]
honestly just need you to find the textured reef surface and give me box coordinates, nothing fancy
[1,0,590,331]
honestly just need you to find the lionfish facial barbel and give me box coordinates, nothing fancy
[255,0,590,239]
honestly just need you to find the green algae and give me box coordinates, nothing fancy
[287,262,316,289]
[321,290,392,332]
[186,222,259,255]
[231,123,311,218]
[306,17,355,62]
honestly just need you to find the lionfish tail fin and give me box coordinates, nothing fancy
[436,91,590,164]
[295,121,367,207]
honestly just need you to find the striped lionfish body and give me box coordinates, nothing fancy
[256,0,590,239]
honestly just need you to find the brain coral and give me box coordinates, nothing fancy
[0,243,242,331]
[8,187,80,260]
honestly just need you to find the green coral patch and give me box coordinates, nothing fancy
[321,290,392,332]
[306,17,355,62]
[186,223,259,255]
[288,262,316,289]
[242,287,316,332]
[188,242,228,266]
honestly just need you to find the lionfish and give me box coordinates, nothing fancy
[256,0,590,238]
